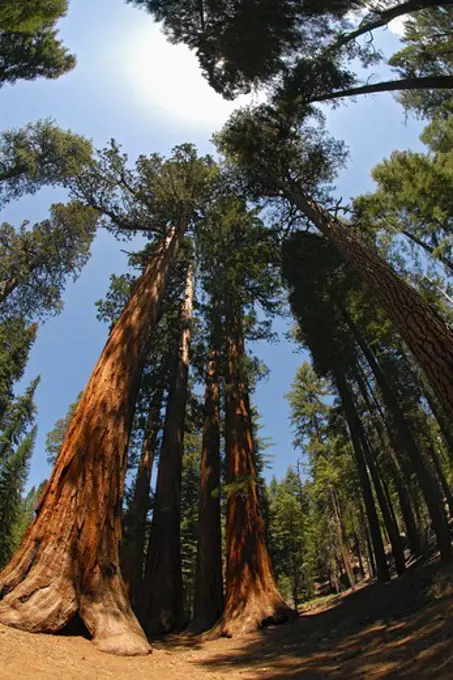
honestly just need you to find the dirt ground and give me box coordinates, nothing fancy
[1,557,452,680]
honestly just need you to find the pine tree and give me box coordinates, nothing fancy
[0,0,75,87]
[0,427,37,568]
[0,318,37,420]
[0,145,217,656]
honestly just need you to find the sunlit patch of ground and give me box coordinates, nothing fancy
[0,557,452,679]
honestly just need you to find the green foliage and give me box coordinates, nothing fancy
[0,0,68,33]
[0,120,93,207]
[389,7,453,118]
[69,142,218,238]
[45,392,82,465]
[354,113,453,278]
[267,467,314,607]
[11,481,47,550]
[0,0,74,87]
[0,202,97,320]
[0,26,75,87]
[0,426,37,567]
[128,0,365,99]
[0,318,37,419]
[0,379,39,568]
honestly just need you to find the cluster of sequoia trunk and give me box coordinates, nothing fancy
[1,164,453,656]
[0,224,185,655]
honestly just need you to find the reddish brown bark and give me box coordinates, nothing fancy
[191,337,224,633]
[144,264,193,635]
[0,225,184,656]
[214,299,291,636]
[283,186,453,427]
[122,395,162,608]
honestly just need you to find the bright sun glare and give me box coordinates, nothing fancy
[117,22,258,129]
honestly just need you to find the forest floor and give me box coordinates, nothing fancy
[0,557,452,680]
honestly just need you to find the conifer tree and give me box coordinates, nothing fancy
[0,145,216,656]
[0,427,37,568]
[217,107,453,425]
[0,0,75,87]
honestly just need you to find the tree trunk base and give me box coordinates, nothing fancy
[0,545,151,656]
[208,592,294,638]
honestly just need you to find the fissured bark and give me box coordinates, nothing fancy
[214,298,291,636]
[283,186,453,427]
[0,225,184,656]
[144,264,193,635]
[191,322,224,634]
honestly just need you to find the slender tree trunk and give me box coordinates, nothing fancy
[144,263,193,635]
[356,420,406,576]
[343,311,452,558]
[283,186,453,424]
[356,367,421,556]
[423,382,453,462]
[122,393,162,608]
[191,317,224,633]
[214,298,291,635]
[331,489,355,589]
[427,437,453,519]
[0,224,185,655]
[332,0,452,50]
[353,531,366,581]
[337,376,390,583]
[312,76,453,103]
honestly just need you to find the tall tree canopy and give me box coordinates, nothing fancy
[0,0,75,87]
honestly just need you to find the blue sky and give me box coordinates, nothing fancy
[0,0,425,488]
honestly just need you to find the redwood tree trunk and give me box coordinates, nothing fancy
[215,298,291,635]
[337,376,390,583]
[122,393,162,609]
[284,186,453,425]
[343,311,451,558]
[191,328,224,633]
[0,224,185,655]
[144,264,193,635]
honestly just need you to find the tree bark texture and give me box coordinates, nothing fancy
[122,394,162,609]
[423,382,453,463]
[0,224,185,655]
[284,186,453,426]
[191,336,224,633]
[337,376,390,583]
[357,421,406,576]
[343,311,452,558]
[356,367,421,556]
[214,298,291,635]
[144,264,193,635]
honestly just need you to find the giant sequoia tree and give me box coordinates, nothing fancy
[195,195,291,634]
[0,145,216,655]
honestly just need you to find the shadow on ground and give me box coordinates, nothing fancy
[192,558,453,679]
